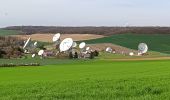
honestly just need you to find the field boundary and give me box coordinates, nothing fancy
[102,57,170,61]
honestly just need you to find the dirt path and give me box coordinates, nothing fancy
[87,43,137,54]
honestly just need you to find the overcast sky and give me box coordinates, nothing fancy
[0,0,170,27]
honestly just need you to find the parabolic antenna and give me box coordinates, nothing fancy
[138,43,148,54]
[106,47,113,53]
[129,52,134,56]
[32,54,36,58]
[34,42,37,46]
[79,42,86,49]
[23,37,31,49]
[38,50,44,56]
[86,47,90,51]
[59,38,73,52]
[52,33,61,42]
[72,42,77,48]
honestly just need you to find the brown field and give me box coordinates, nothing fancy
[87,43,137,54]
[12,34,105,42]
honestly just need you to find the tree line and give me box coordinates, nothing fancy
[3,26,170,35]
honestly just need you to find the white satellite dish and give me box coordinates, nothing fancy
[23,37,31,49]
[106,47,113,53]
[59,38,73,52]
[52,33,61,42]
[72,42,77,48]
[32,54,36,58]
[38,50,44,56]
[129,52,134,56]
[79,42,86,49]
[34,42,37,46]
[86,47,90,51]
[138,43,148,54]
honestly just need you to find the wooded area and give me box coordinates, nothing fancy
[4,26,170,35]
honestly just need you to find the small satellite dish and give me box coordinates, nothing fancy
[129,52,134,56]
[79,42,86,49]
[138,52,142,56]
[34,42,37,46]
[24,50,27,53]
[86,47,90,51]
[138,43,148,54]
[52,33,61,42]
[59,38,73,52]
[38,50,44,56]
[72,42,77,48]
[23,37,31,49]
[106,47,112,53]
[32,54,36,58]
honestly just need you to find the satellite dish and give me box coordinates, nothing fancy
[38,50,44,56]
[59,38,73,52]
[32,54,36,58]
[86,47,90,51]
[138,43,148,54]
[113,51,116,54]
[23,37,31,49]
[106,47,113,53]
[52,33,61,42]
[79,42,86,49]
[34,42,37,46]
[72,42,77,48]
[138,52,142,56]
[129,52,134,56]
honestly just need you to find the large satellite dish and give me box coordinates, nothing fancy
[106,47,113,53]
[138,43,148,54]
[23,37,31,49]
[38,50,44,56]
[59,38,73,52]
[52,33,61,42]
[79,42,86,49]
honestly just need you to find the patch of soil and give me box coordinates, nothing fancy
[12,34,105,42]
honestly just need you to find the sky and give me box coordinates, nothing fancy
[0,0,170,27]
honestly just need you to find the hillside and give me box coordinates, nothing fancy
[3,26,170,35]
[81,33,170,54]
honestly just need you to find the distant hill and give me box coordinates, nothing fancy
[81,33,170,54]
[3,26,170,35]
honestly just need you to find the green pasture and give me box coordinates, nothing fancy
[81,33,170,54]
[0,51,168,65]
[0,60,170,99]
[0,29,20,36]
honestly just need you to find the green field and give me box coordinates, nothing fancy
[0,60,170,99]
[0,29,20,36]
[1,31,170,99]
[81,33,170,54]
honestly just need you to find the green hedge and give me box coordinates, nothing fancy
[0,63,40,67]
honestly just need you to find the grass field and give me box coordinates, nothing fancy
[81,33,170,54]
[0,60,170,99]
[1,31,170,99]
[0,51,169,65]
[0,29,20,36]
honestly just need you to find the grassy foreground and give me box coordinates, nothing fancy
[0,60,170,99]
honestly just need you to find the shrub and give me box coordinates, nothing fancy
[94,50,99,56]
